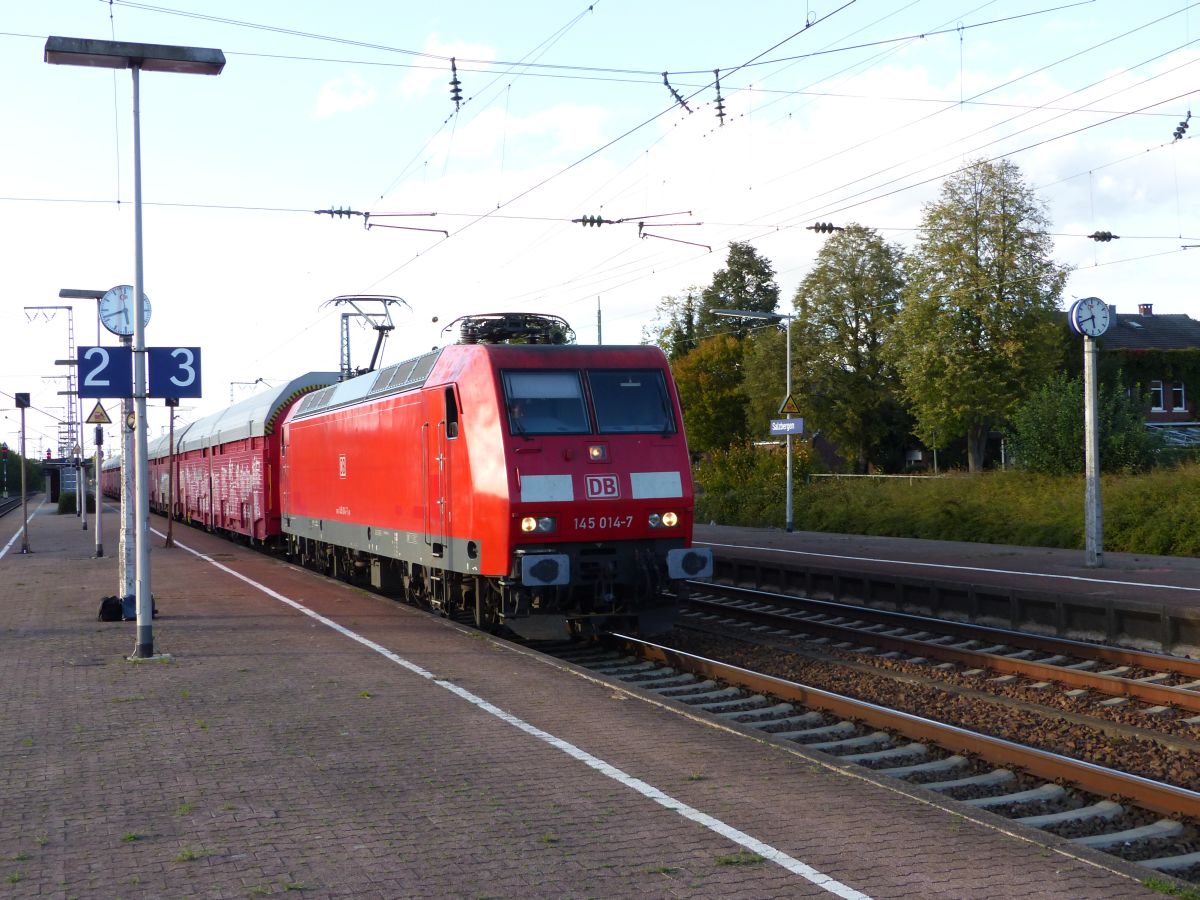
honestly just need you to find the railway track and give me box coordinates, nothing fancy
[682,582,1200,730]
[547,634,1200,882]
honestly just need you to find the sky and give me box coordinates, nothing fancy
[2,0,1199,456]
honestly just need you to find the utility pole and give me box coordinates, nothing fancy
[164,397,177,548]
[93,425,104,557]
[1083,334,1103,567]
[16,393,31,553]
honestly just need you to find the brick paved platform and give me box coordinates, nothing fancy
[0,501,1170,898]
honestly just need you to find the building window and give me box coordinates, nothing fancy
[1150,380,1164,411]
[1172,383,1187,412]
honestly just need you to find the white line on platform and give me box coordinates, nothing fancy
[155,529,872,900]
[0,500,46,561]
[699,541,1200,593]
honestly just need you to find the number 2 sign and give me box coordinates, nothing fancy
[78,346,133,398]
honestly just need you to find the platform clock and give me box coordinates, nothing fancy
[98,285,152,337]
[1069,297,1110,337]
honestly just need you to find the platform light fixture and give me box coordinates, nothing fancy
[46,36,225,659]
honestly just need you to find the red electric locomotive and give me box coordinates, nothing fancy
[280,313,711,638]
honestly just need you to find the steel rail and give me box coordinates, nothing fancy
[684,592,1200,714]
[613,634,1200,820]
[694,579,1200,681]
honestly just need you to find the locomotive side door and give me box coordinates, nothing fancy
[422,394,445,557]
[422,386,459,559]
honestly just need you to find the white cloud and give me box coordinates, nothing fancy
[312,73,378,119]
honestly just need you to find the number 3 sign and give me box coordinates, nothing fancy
[148,347,202,398]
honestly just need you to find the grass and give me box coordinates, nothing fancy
[174,802,194,817]
[646,864,680,875]
[1143,877,1200,899]
[173,845,210,862]
[5,872,22,884]
[12,851,29,861]
[701,461,1200,557]
[714,851,765,866]
[121,832,143,843]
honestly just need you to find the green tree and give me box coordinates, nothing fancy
[792,224,906,472]
[696,242,780,339]
[642,290,700,360]
[1008,373,1162,474]
[740,323,787,438]
[672,334,748,453]
[889,158,1069,472]
[694,441,815,527]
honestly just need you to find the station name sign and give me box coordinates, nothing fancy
[769,418,804,435]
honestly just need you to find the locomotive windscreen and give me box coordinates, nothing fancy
[503,370,590,435]
[502,367,677,436]
[588,370,676,434]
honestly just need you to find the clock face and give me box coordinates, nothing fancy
[1071,297,1110,337]
[99,285,152,337]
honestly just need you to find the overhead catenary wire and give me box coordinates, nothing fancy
[7,0,1190,336]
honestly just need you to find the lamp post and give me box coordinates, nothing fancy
[46,36,225,658]
[713,308,796,532]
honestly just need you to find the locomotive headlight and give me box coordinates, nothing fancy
[587,444,608,462]
[520,516,556,533]
[648,511,679,528]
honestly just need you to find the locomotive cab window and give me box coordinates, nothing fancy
[503,370,589,435]
[445,386,460,438]
[588,369,676,434]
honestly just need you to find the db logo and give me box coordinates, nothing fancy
[338,454,347,479]
[585,474,620,499]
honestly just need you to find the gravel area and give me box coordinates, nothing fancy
[664,627,1200,791]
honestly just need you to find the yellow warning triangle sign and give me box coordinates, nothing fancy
[85,402,112,425]
[778,394,800,415]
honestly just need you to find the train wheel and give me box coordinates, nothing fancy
[473,580,500,633]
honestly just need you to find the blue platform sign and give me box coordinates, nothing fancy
[769,418,804,435]
[78,346,133,398]
[148,347,202,398]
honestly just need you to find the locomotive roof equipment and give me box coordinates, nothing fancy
[446,312,576,346]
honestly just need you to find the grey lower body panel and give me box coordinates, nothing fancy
[283,515,482,576]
